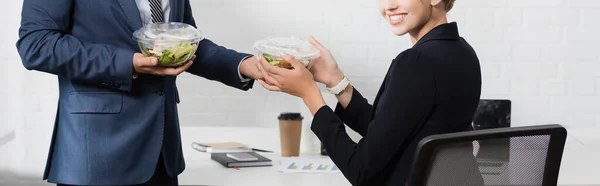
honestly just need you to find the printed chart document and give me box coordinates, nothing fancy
[278,157,341,174]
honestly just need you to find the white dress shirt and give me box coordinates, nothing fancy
[134,0,250,82]
[135,0,171,25]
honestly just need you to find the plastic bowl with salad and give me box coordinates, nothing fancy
[253,36,320,69]
[133,22,204,67]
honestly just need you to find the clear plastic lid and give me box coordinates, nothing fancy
[253,36,320,60]
[133,22,204,42]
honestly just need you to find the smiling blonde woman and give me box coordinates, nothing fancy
[258,0,483,185]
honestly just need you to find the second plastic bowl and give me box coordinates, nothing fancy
[253,36,320,69]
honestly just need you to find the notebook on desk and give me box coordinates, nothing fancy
[192,142,253,153]
[211,152,272,168]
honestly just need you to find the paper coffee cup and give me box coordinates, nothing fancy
[278,113,303,157]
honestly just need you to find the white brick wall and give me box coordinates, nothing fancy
[0,0,26,175]
[568,0,600,7]
[1,0,599,178]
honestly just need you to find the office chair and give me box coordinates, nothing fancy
[406,124,567,186]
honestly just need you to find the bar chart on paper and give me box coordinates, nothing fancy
[279,157,341,173]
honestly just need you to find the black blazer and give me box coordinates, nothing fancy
[311,22,482,186]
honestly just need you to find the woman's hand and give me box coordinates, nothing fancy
[258,54,327,115]
[307,36,345,88]
[257,54,320,98]
[258,55,326,115]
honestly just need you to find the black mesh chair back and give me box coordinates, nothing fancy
[406,124,567,186]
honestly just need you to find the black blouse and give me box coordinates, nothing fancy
[311,22,482,186]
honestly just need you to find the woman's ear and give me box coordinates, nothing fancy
[430,0,443,7]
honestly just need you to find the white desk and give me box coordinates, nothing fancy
[179,152,350,186]
[178,126,352,186]
[178,126,600,186]
[556,128,600,186]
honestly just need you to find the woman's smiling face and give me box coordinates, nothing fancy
[378,0,433,36]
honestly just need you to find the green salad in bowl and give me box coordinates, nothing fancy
[261,53,297,69]
[139,42,198,67]
[133,22,204,67]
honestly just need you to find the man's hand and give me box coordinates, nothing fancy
[133,53,194,76]
[239,56,264,80]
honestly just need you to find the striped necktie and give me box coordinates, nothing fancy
[148,0,165,23]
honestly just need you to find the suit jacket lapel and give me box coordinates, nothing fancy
[116,0,143,31]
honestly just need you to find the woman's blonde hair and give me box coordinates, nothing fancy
[444,0,456,12]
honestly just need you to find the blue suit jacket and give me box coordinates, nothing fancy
[16,0,253,185]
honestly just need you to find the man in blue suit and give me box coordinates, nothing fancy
[16,0,262,185]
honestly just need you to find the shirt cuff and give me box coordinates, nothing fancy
[238,55,253,82]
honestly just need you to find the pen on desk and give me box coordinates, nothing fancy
[251,148,273,153]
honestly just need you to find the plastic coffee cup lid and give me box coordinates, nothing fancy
[278,113,304,120]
